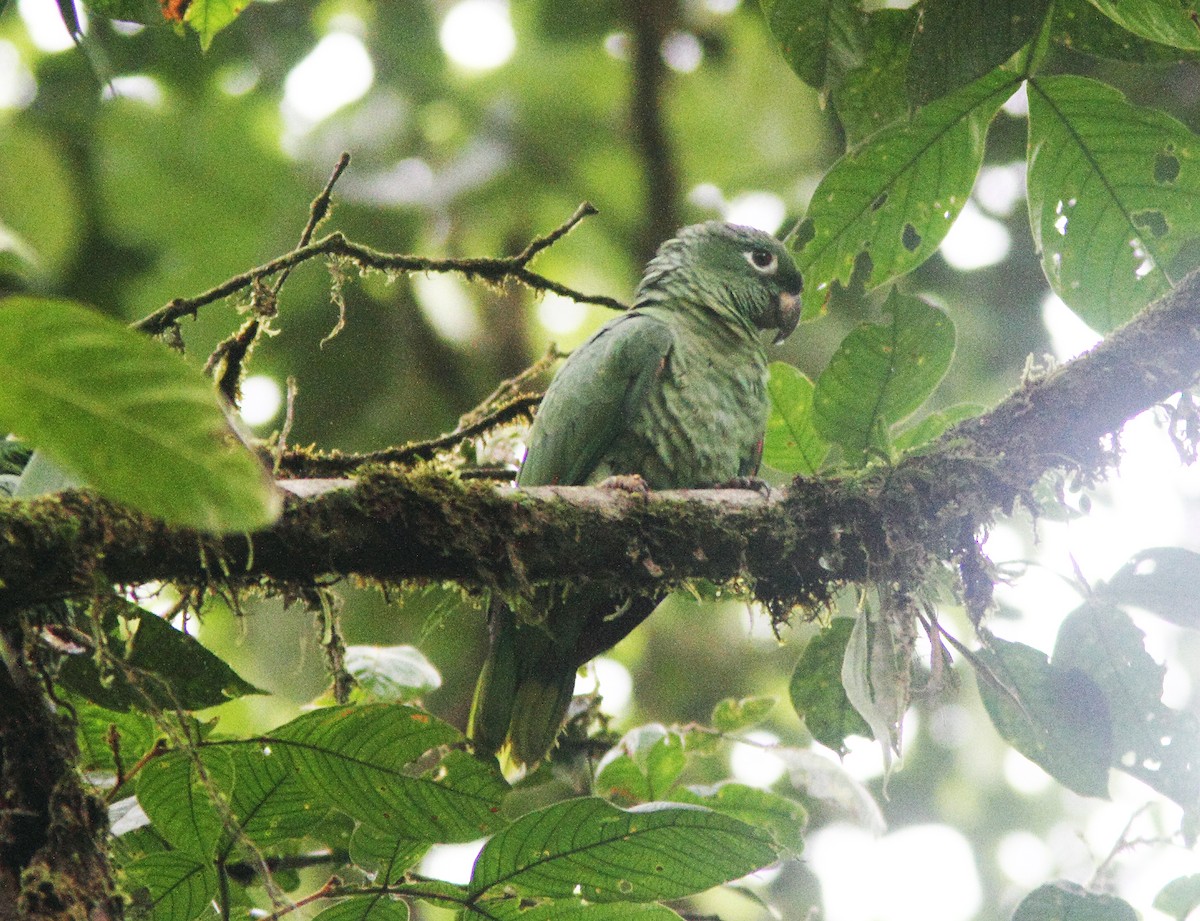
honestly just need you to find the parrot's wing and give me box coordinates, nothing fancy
[518,311,673,487]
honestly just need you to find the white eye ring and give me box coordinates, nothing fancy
[744,249,778,273]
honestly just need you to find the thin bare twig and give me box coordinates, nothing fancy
[133,202,626,338]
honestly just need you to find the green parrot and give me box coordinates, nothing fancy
[469,221,804,766]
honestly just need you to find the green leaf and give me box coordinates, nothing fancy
[594,725,687,804]
[1154,873,1200,920]
[794,69,1018,302]
[711,695,777,733]
[267,704,508,842]
[349,825,427,885]
[1026,75,1200,331]
[0,296,281,532]
[1098,546,1200,628]
[71,692,159,776]
[345,645,443,701]
[81,0,160,23]
[136,749,232,858]
[125,852,218,921]
[223,741,331,848]
[672,782,808,852]
[790,619,871,753]
[57,598,264,712]
[468,797,777,902]
[1053,602,1200,814]
[763,363,828,475]
[471,899,683,921]
[975,638,1112,797]
[908,0,1050,105]
[185,0,250,49]
[812,290,955,462]
[830,9,918,144]
[311,897,409,921]
[892,404,985,453]
[759,0,867,90]
[1053,0,1200,63]
[0,125,80,284]
[1083,0,1200,50]
[1012,881,1137,921]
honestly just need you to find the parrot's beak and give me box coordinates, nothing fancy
[772,290,802,345]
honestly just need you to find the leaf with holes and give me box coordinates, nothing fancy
[1054,602,1200,815]
[1026,75,1200,331]
[812,290,955,463]
[468,797,776,902]
[0,296,280,532]
[1053,0,1200,63]
[793,69,1018,305]
[268,704,508,842]
[1097,546,1200,628]
[764,362,828,475]
[1084,0,1200,51]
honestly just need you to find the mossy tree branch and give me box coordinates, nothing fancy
[2,268,1199,618]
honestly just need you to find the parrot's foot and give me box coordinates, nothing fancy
[719,475,774,497]
[597,473,650,494]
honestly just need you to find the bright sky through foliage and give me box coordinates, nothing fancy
[239,375,282,426]
[283,32,374,123]
[17,0,82,52]
[439,0,516,71]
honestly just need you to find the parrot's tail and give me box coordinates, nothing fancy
[506,670,577,767]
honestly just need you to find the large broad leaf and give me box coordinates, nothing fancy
[185,0,249,49]
[1054,602,1200,815]
[223,741,331,849]
[311,898,409,921]
[1084,0,1200,50]
[349,825,427,886]
[1026,75,1200,331]
[790,618,871,754]
[1053,0,1200,63]
[908,0,1051,105]
[125,852,218,921]
[1013,881,1137,921]
[594,725,687,805]
[812,290,955,463]
[759,0,867,90]
[267,704,508,842]
[793,69,1018,304]
[136,749,234,859]
[0,125,80,283]
[468,797,777,902]
[830,9,917,144]
[56,598,264,712]
[1155,874,1200,921]
[0,296,281,532]
[471,900,683,920]
[671,782,808,853]
[1097,546,1200,628]
[975,638,1112,797]
[764,362,829,475]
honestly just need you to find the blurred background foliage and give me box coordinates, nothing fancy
[3,1,1200,919]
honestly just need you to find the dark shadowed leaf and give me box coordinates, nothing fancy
[136,749,233,858]
[830,9,917,143]
[468,797,777,901]
[0,296,281,532]
[125,852,218,921]
[1013,881,1137,921]
[759,0,866,90]
[1098,546,1200,627]
[976,638,1112,797]
[790,618,872,753]
[1053,0,1200,63]
[311,897,409,921]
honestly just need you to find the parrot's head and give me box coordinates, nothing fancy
[637,221,804,344]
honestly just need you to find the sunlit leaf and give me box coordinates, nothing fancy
[1083,0,1200,50]
[975,638,1112,797]
[908,0,1050,105]
[1026,75,1200,331]
[812,290,955,462]
[224,741,331,848]
[311,897,409,921]
[470,899,682,921]
[711,695,776,733]
[672,782,808,852]
[468,797,777,901]
[185,0,250,49]
[136,749,233,858]
[763,362,828,475]
[0,296,281,532]
[268,704,508,842]
[790,618,871,753]
[794,69,1018,302]
[1013,881,1137,921]
[594,725,686,804]
[345,645,443,701]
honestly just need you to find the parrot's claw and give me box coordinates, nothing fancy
[597,473,651,495]
[719,475,774,497]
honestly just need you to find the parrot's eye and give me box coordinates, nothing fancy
[745,249,778,273]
